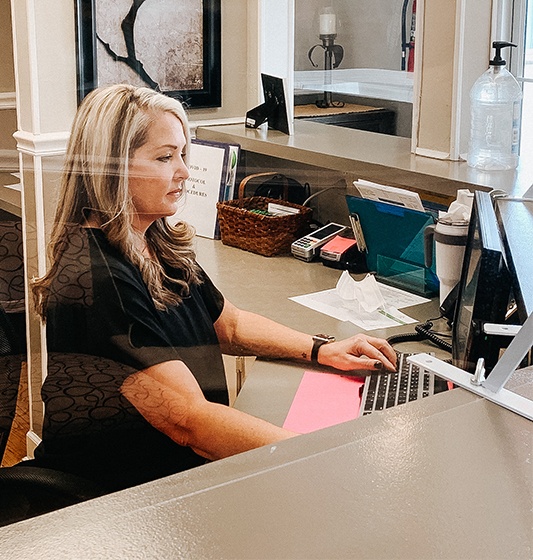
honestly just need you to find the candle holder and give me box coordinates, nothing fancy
[308,33,344,108]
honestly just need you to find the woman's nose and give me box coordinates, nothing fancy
[174,159,189,181]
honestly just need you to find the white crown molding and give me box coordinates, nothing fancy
[0,92,16,110]
[13,130,69,157]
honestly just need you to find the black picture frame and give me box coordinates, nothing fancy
[245,74,293,135]
[75,0,221,109]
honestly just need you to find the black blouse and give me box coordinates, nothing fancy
[32,227,228,492]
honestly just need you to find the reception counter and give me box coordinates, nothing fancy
[1,240,532,558]
[196,121,533,203]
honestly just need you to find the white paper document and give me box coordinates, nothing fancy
[353,179,425,212]
[289,272,430,330]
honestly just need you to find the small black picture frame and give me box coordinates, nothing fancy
[245,74,293,135]
[75,0,221,109]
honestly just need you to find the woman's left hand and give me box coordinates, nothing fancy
[317,333,397,372]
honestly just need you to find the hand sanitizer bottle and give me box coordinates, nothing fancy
[467,41,522,171]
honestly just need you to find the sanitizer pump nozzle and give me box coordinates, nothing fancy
[490,41,515,67]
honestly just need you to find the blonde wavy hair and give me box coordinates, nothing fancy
[33,84,201,317]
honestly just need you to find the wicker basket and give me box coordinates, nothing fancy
[216,196,312,257]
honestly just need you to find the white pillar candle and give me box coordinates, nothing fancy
[319,12,336,35]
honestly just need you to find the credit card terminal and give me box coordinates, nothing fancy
[291,223,347,262]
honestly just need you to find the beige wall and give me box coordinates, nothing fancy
[0,0,17,182]
[191,0,258,122]
[0,0,15,92]
[0,110,17,154]
[414,0,492,159]
[416,0,456,154]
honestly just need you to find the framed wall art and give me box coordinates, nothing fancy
[75,0,221,108]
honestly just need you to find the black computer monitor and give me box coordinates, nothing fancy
[452,191,512,374]
[245,74,293,135]
[495,197,533,322]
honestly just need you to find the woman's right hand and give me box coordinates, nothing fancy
[316,333,397,373]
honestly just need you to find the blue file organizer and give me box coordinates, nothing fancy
[345,195,439,296]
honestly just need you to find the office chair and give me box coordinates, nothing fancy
[0,304,24,463]
[0,221,25,309]
[0,295,105,526]
[0,220,27,461]
[0,465,105,527]
[0,340,106,526]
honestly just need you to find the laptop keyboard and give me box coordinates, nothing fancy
[359,352,446,416]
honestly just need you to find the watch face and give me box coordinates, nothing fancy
[314,334,335,342]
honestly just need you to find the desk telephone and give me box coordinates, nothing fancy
[387,284,458,353]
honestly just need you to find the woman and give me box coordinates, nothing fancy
[31,84,396,492]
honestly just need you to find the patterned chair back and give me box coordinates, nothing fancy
[0,221,25,314]
[0,221,26,463]
[0,306,24,463]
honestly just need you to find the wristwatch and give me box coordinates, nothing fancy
[311,334,336,363]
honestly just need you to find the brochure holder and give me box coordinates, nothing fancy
[345,195,439,296]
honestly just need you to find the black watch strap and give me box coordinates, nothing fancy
[311,334,336,363]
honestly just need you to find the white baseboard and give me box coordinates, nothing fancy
[414,146,466,162]
[26,430,42,459]
[415,147,452,160]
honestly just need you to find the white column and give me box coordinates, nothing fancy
[10,0,76,453]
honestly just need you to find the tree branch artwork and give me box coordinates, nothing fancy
[76,0,221,107]
[96,0,159,90]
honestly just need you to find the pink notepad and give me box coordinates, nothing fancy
[282,371,365,433]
